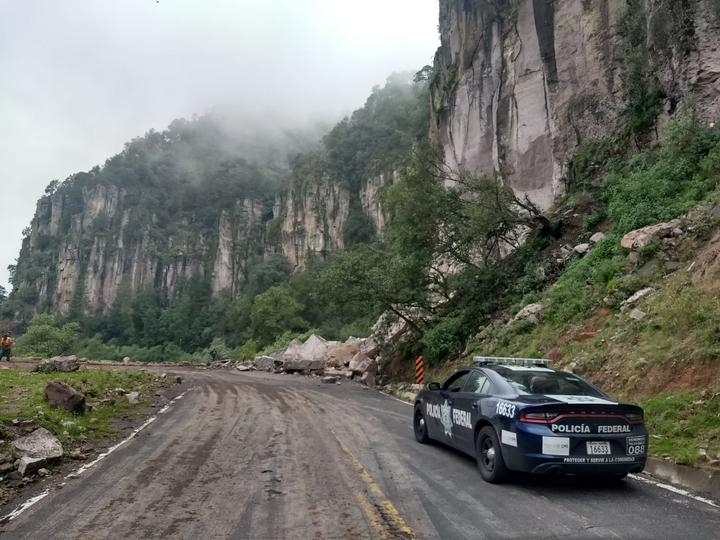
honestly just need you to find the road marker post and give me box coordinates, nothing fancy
[414,355,425,385]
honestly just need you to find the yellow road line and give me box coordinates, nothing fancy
[337,439,416,539]
[353,490,392,539]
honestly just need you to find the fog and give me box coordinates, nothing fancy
[0,0,439,290]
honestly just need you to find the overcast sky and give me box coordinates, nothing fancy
[0,0,439,290]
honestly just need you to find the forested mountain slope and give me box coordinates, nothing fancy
[6,0,720,387]
[10,75,427,318]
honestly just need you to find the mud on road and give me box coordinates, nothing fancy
[2,369,719,539]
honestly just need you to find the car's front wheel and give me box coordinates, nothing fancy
[476,426,509,483]
[413,405,430,444]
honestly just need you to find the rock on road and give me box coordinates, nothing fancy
[2,370,719,539]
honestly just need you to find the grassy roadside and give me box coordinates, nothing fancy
[0,367,164,448]
[640,391,720,466]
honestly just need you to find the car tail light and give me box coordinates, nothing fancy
[519,411,559,424]
[625,412,644,424]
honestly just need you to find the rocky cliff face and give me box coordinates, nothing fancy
[432,0,720,211]
[274,171,392,271]
[12,72,424,316]
[16,164,391,315]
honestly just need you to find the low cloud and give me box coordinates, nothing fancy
[0,0,439,288]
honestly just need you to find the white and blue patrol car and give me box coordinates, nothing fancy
[413,357,647,483]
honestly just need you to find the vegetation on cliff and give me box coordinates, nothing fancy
[7,74,430,360]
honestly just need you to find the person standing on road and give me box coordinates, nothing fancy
[0,333,13,361]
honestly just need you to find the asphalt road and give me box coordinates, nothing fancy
[2,370,719,539]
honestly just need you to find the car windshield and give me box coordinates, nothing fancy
[493,367,604,397]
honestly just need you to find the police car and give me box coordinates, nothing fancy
[413,357,647,483]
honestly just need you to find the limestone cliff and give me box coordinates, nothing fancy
[432,0,720,211]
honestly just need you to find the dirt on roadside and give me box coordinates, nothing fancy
[0,363,193,516]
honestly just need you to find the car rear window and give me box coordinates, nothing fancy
[493,368,604,397]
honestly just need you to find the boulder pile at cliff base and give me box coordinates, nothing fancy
[212,335,384,387]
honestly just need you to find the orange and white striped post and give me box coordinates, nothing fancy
[414,355,425,385]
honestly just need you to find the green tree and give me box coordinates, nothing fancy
[15,314,80,357]
[250,286,308,346]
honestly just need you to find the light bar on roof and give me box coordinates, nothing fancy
[473,356,551,368]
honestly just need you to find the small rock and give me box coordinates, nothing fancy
[589,232,606,244]
[175,376,182,385]
[17,456,44,476]
[559,244,574,261]
[321,376,339,384]
[513,303,543,324]
[160,373,167,379]
[122,356,131,365]
[573,243,591,255]
[0,462,14,473]
[620,288,655,311]
[628,308,646,320]
[236,364,252,372]
[125,392,140,405]
[37,468,49,477]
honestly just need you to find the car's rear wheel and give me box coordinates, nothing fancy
[476,426,509,483]
[413,405,430,444]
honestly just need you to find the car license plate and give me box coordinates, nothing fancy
[586,441,611,455]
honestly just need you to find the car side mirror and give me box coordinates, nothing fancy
[427,381,441,391]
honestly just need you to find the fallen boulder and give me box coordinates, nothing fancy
[620,287,655,311]
[359,371,376,387]
[348,352,375,376]
[283,358,324,373]
[324,340,361,368]
[324,368,354,379]
[573,243,591,255]
[513,303,543,324]
[321,376,339,384]
[359,337,380,359]
[33,355,80,373]
[589,232,606,244]
[45,381,86,414]
[13,428,63,470]
[236,363,254,372]
[254,355,285,372]
[621,219,683,250]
